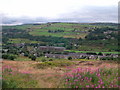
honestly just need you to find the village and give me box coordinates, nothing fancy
[3,43,118,60]
[39,46,118,60]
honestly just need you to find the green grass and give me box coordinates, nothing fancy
[29,29,88,38]
[3,23,118,52]
[28,22,116,39]
[15,56,65,61]
[28,23,94,38]
[65,50,119,54]
[2,65,38,88]
[30,31,64,37]
[3,23,116,39]
[35,60,76,69]
[15,56,31,61]
[8,38,44,44]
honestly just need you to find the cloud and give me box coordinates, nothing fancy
[0,0,118,24]
[56,6,117,23]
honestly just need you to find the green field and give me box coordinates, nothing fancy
[3,22,119,52]
[29,25,90,38]
[8,38,44,44]
[3,23,117,39]
[65,50,119,54]
[26,23,111,38]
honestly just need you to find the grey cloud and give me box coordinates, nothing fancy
[1,6,118,24]
[55,6,117,23]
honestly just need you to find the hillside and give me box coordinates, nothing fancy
[2,22,119,52]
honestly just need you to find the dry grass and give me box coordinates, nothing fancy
[2,60,118,88]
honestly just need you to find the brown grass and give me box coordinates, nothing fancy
[2,60,118,88]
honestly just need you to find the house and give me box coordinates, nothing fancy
[111,54,119,58]
[13,43,25,47]
[2,49,8,53]
[45,54,68,59]
[45,52,119,60]
[89,55,98,59]
[45,53,93,59]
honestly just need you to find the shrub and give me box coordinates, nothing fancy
[36,61,75,69]
[41,59,47,62]
[2,79,18,88]
[100,57,119,61]
[29,55,36,61]
[2,54,9,59]
[8,55,16,60]
[31,56,36,61]
[49,59,53,61]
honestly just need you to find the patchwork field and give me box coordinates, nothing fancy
[3,23,118,52]
[29,24,91,38]
[4,23,114,39]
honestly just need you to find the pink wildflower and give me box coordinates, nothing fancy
[98,85,101,88]
[90,77,92,80]
[90,72,93,74]
[76,86,78,88]
[86,85,89,88]
[85,77,88,80]
[100,79,102,81]
[100,82,104,84]
[91,85,94,87]
[74,79,78,82]
[102,86,105,88]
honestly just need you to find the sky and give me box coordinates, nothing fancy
[0,0,119,24]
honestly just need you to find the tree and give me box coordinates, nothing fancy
[2,54,17,60]
[49,59,53,61]
[68,57,72,60]
[2,54,9,59]
[24,51,29,57]
[29,55,36,61]
[8,55,16,60]
[41,59,46,62]
[98,52,103,55]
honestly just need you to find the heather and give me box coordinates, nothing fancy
[63,66,120,88]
